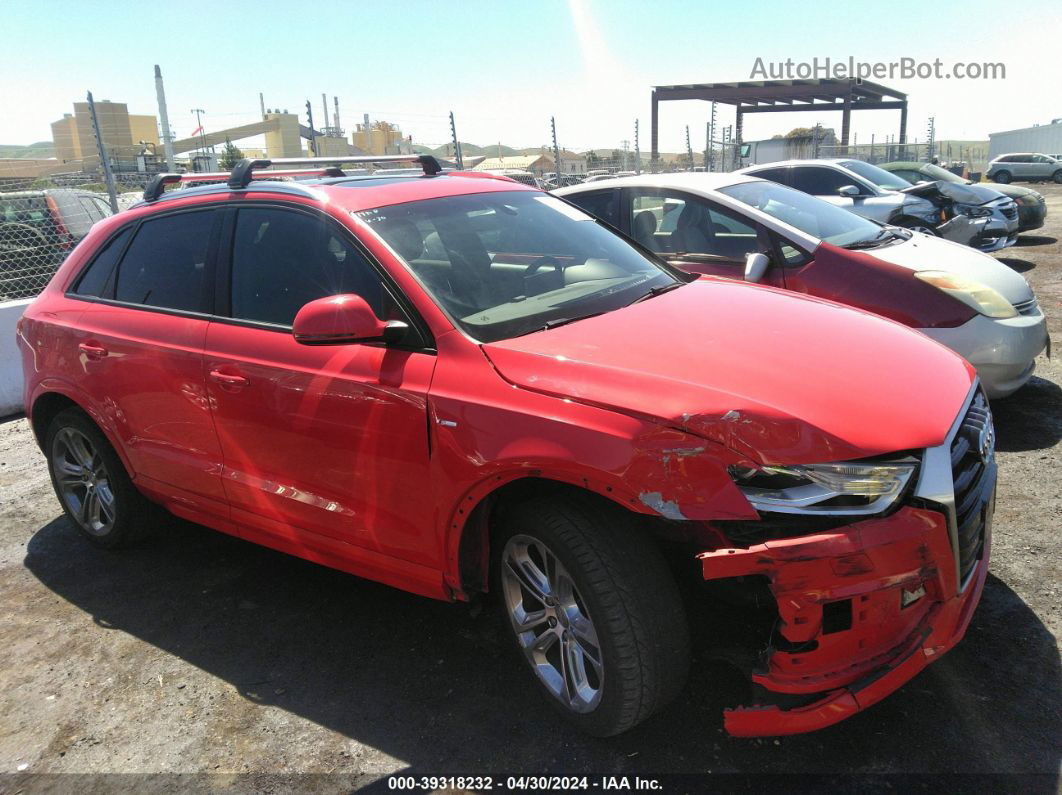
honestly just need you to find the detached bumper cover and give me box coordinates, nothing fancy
[700,505,989,736]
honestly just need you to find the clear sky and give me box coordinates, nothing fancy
[4,0,1061,153]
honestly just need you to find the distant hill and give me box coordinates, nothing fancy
[0,141,55,159]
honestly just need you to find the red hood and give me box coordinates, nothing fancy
[482,279,974,465]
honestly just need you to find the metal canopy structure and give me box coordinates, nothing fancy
[650,78,908,163]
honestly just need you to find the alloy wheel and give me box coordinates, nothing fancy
[51,427,116,535]
[501,534,604,713]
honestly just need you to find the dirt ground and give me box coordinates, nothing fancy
[1,185,1060,792]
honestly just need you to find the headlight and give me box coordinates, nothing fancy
[954,203,992,218]
[914,271,1018,318]
[729,460,917,516]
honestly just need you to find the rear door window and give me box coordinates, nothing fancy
[114,210,217,312]
[747,167,789,185]
[565,191,619,229]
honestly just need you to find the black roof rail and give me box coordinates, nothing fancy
[227,154,443,189]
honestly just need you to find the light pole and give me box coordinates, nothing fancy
[191,108,208,170]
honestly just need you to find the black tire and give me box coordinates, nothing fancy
[994,170,1012,184]
[494,495,690,736]
[45,407,152,548]
[1053,170,1062,184]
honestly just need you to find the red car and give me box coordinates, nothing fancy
[18,156,995,738]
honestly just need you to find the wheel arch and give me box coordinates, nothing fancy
[30,388,136,478]
[446,473,655,599]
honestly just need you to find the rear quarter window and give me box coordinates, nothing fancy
[73,226,133,297]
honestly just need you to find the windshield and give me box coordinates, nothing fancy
[719,180,882,247]
[839,160,913,191]
[358,191,681,342]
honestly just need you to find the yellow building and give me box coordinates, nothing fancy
[50,100,159,166]
[353,121,411,156]
[262,111,304,158]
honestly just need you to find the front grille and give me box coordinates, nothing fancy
[949,390,995,583]
[1012,297,1039,315]
[1001,205,1018,220]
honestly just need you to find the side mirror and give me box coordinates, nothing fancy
[837,184,862,198]
[292,294,407,345]
[744,252,770,283]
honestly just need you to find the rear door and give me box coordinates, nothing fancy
[203,203,439,569]
[66,207,227,513]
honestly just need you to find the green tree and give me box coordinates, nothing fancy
[219,137,244,170]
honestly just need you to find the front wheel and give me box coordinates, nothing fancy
[496,496,690,736]
[897,219,938,236]
[45,407,151,548]
[1052,170,1062,184]
[993,170,1012,184]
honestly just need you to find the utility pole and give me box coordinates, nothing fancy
[926,117,936,161]
[191,108,208,169]
[86,91,119,212]
[685,126,694,171]
[449,111,463,169]
[634,119,641,175]
[154,65,176,172]
[305,101,317,157]
[708,101,717,172]
[551,116,562,183]
[704,122,710,171]
[259,92,266,118]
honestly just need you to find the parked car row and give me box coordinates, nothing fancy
[14,154,1042,742]
[738,159,1021,252]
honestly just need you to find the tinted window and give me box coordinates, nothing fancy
[361,191,679,343]
[230,207,385,326]
[747,167,788,185]
[791,167,863,195]
[629,192,760,260]
[74,226,132,297]
[115,210,215,312]
[565,191,618,228]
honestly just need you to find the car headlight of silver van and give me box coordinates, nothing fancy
[914,271,1018,319]
[729,460,917,515]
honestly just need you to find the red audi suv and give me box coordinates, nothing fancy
[17,157,996,737]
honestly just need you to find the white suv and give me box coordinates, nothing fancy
[987,153,1062,184]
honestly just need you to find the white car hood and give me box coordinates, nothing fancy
[869,232,1033,304]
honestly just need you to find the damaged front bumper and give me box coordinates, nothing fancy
[700,384,995,736]
[701,505,989,736]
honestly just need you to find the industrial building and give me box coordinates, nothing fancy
[989,119,1062,158]
[50,100,159,165]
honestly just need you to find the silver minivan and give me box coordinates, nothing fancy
[987,153,1062,184]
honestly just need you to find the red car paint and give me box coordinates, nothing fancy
[18,174,987,736]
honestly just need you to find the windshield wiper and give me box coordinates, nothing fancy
[842,227,909,250]
[514,311,608,336]
[627,281,685,305]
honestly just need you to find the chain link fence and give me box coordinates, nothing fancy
[0,160,151,301]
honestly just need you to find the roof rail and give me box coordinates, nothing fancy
[229,154,442,189]
[142,154,443,202]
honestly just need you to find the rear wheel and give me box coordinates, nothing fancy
[1053,170,1062,184]
[45,407,151,548]
[993,170,1012,184]
[495,496,690,736]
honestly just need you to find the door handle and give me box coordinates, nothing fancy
[78,342,108,359]
[209,369,249,388]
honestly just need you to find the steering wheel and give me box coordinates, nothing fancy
[523,255,564,280]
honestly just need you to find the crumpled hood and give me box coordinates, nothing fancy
[483,280,974,465]
[899,180,1005,205]
[867,232,1034,304]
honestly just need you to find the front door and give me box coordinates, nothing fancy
[203,205,439,570]
[622,189,786,286]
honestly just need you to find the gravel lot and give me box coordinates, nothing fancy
[1,186,1060,791]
